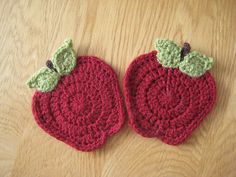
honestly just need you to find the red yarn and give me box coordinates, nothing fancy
[124,51,216,145]
[32,56,125,151]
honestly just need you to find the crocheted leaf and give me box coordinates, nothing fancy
[179,51,213,77]
[155,39,181,68]
[52,39,76,75]
[26,67,60,92]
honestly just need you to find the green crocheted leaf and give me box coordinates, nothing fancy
[155,39,181,68]
[179,51,213,77]
[26,67,60,92]
[52,39,76,75]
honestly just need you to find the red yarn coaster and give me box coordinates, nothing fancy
[32,56,125,151]
[124,51,216,145]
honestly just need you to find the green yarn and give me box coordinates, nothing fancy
[26,39,76,92]
[179,51,213,77]
[155,39,181,68]
[52,39,76,75]
[26,67,60,92]
[154,39,213,77]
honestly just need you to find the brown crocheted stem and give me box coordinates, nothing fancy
[46,60,58,73]
[180,42,191,61]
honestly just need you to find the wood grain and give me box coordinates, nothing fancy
[0,0,236,176]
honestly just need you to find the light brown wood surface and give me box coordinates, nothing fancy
[0,0,236,176]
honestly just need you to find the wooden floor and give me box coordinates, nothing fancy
[0,0,236,176]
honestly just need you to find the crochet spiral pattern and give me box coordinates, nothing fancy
[124,51,216,145]
[32,56,125,151]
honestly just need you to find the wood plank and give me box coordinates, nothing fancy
[0,0,235,176]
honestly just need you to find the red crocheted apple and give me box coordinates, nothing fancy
[124,39,216,145]
[27,39,125,151]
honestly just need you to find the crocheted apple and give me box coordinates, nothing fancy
[124,39,216,145]
[27,39,125,151]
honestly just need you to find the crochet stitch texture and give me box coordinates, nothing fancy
[124,51,216,145]
[32,56,125,151]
